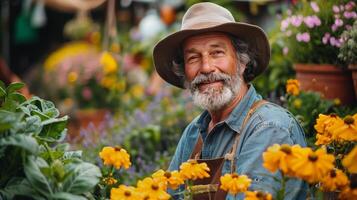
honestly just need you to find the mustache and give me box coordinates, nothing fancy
[190,73,232,90]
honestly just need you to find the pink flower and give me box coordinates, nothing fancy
[331,24,338,32]
[281,19,290,31]
[310,2,320,12]
[283,47,289,55]
[322,33,330,44]
[304,15,321,28]
[290,15,303,27]
[333,5,340,13]
[343,11,357,19]
[345,25,352,30]
[285,30,292,37]
[82,87,92,100]
[340,5,345,11]
[329,37,341,47]
[296,32,310,42]
[335,18,344,27]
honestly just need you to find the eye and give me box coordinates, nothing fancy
[211,50,224,56]
[186,55,200,63]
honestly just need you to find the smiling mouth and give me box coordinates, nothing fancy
[198,80,223,90]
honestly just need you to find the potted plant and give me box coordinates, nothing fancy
[280,0,356,104]
[339,21,357,99]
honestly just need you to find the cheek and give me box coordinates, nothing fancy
[184,65,198,81]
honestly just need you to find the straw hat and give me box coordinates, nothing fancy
[153,2,270,88]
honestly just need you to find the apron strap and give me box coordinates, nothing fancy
[190,134,204,159]
[224,99,268,173]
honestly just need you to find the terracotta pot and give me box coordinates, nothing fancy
[68,109,110,140]
[348,64,357,100]
[294,64,356,105]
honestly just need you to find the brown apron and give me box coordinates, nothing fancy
[185,100,267,200]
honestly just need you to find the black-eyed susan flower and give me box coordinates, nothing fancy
[220,173,251,195]
[103,176,118,185]
[152,169,184,190]
[332,114,357,142]
[342,145,357,173]
[179,159,210,181]
[110,185,138,200]
[137,177,171,200]
[286,79,300,96]
[99,146,131,169]
[244,191,272,200]
[290,148,335,183]
[321,169,349,191]
[314,114,344,145]
[262,144,300,175]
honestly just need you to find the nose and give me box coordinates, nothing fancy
[200,54,215,74]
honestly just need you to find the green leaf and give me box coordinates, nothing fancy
[62,162,101,194]
[0,86,5,98]
[0,110,18,132]
[6,82,25,94]
[0,178,46,200]
[39,116,68,142]
[8,92,26,104]
[0,134,39,154]
[63,151,82,160]
[51,192,87,200]
[24,156,53,197]
[0,80,5,90]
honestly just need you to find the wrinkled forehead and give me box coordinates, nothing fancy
[183,32,233,50]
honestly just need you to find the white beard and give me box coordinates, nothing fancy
[186,72,242,112]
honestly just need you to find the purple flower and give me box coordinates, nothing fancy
[322,33,331,44]
[296,32,310,42]
[310,2,320,12]
[335,18,344,27]
[333,5,340,13]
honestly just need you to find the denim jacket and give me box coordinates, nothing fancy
[168,85,307,199]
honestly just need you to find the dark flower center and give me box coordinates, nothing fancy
[330,170,337,178]
[152,183,159,190]
[232,173,239,178]
[114,146,122,151]
[124,191,131,196]
[280,144,292,154]
[344,116,354,124]
[308,153,318,162]
[164,172,172,178]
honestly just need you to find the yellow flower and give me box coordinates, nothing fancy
[244,191,272,200]
[339,187,357,200]
[262,144,300,175]
[137,177,171,200]
[99,146,131,169]
[100,75,117,89]
[129,84,145,99]
[179,159,210,181]
[100,51,118,74]
[315,133,332,146]
[220,173,251,195]
[67,71,78,84]
[111,185,139,200]
[152,169,184,190]
[314,114,344,144]
[334,98,341,106]
[342,145,357,173]
[332,115,357,142]
[293,99,302,109]
[103,176,118,185]
[89,31,101,45]
[290,148,335,183]
[321,169,349,191]
[44,42,97,71]
[286,79,300,96]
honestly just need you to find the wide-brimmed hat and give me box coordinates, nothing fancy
[153,2,270,89]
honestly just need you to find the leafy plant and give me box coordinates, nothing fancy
[339,20,357,64]
[0,82,101,200]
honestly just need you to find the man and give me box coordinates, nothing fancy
[153,2,306,199]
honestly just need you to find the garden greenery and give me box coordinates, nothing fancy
[0,82,101,200]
